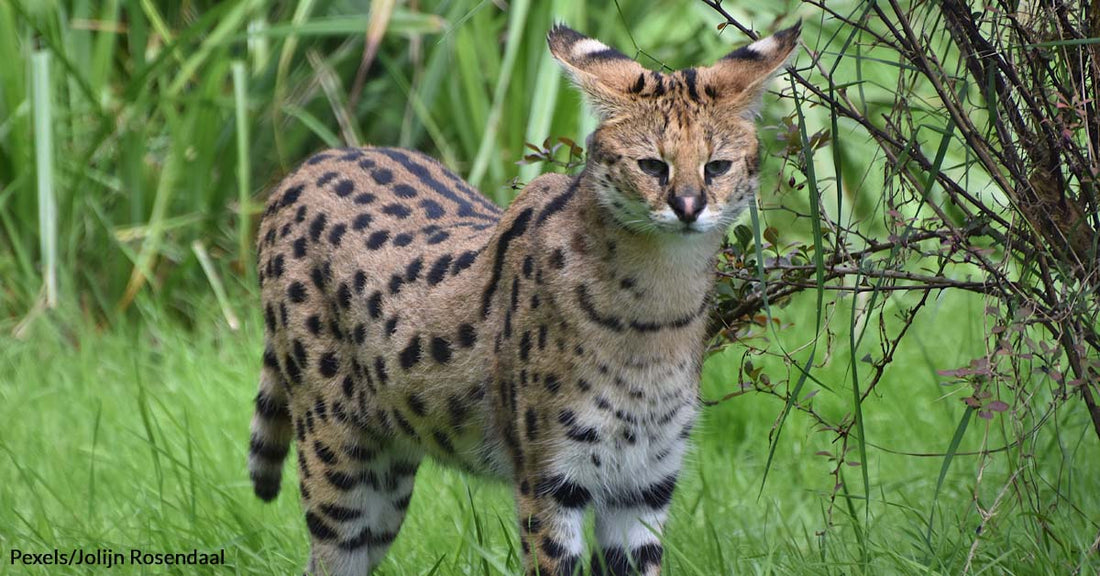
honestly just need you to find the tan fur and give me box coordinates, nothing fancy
[249,23,799,576]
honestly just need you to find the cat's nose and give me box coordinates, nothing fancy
[669,194,706,223]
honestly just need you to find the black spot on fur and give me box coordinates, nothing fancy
[558,409,599,443]
[393,184,417,198]
[292,237,307,258]
[457,324,477,348]
[542,537,567,559]
[371,168,394,185]
[337,283,352,309]
[388,274,405,295]
[393,233,414,247]
[537,324,548,349]
[451,250,478,275]
[352,320,365,345]
[420,199,445,219]
[403,256,423,282]
[651,71,666,96]
[519,331,532,362]
[334,179,355,197]
[427,254,454,286]
[607,475,678,510]
[433,430,456,454]
[313,441,337,464]
[374,356,389,385]
[430,337,452,364]
[279,184,304,207]
[446,395,468,427]
[319,352,339,378]
[682,67,700,102]
[406,393,427,417]
[549,248,566,270]
[535,476,591,509]
[352,212,372,231]
[399,335,422,370]
[309,214,327,242]
[366,230,390,250]
[367,291,383,319]
[382,203,412,219]
[384,316,398,337]
[544,374,562,394]
[525,408,538,441]
[328,223,347,246]
[392,410,418,438]
[287,281,307,303]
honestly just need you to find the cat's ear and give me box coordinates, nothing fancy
[547,24,648,119]
[700,22,801,117]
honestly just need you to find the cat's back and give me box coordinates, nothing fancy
[257,146,506,289]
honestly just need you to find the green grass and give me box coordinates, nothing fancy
[2,289,1097,575]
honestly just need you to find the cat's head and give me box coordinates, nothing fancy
[548,23,799,235]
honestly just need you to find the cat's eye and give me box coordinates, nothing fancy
[705,160,732,178]
[637,158,670,181]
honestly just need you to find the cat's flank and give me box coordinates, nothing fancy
[250,23,799,576]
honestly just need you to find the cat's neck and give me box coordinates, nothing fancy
[571,173,723,317]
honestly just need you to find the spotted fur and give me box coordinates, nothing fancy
[250,23,799,576]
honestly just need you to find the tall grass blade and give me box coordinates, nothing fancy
[118,107,185,311]
[89,0,121,94]
[468,0,531,195]
[32,49,57,309]
[167,0,259,97]
[232,59,252,280]
[273,0,318,164]
[192,240,240,331]
[759,77,826,494]
[517,18,563,184]
[307,49,361,147]
[924,406,973,549]
[284,104,343,148]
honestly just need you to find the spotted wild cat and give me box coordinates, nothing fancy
[249,22,800,576]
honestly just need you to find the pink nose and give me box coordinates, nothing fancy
[669,195,705,223]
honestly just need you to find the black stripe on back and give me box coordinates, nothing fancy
[482,207,533,318]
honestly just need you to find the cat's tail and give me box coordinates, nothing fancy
[248,347,293,501]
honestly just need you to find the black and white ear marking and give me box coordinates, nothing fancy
[547,24,631,64]
[547,24,648,118]
[701,21,802,114]
[724,22,802,63]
